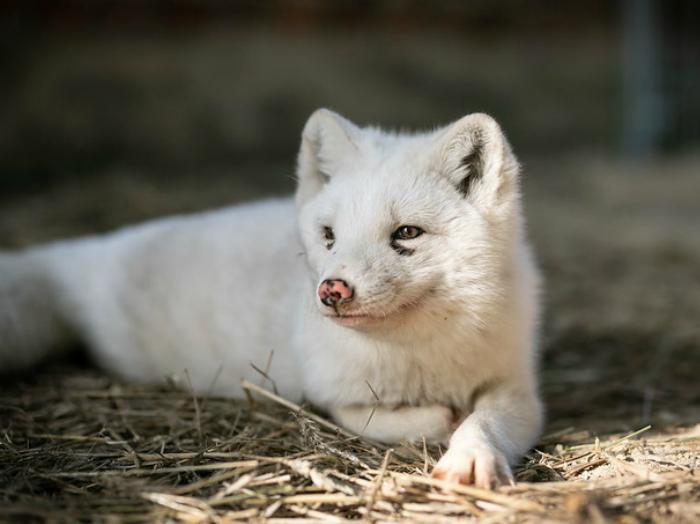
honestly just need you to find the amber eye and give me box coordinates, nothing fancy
[393,225,424,240]
[323,226,335,249]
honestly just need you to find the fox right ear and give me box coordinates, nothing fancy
[296,109,360,206]
[435,113,521,213]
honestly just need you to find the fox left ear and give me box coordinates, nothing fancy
[436,113,520,212]
[296,108,361,207]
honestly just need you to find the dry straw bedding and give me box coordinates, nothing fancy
[0,362,698,523]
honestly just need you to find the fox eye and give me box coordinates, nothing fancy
[391,225,423,256]
[322,226,335,250]
[392,225,424,240]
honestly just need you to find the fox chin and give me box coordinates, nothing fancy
[0,109,543,488]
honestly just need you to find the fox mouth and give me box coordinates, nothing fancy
[328,313,382,327]
[323,299,424,328]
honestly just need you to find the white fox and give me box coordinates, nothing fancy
[0,110,542,487]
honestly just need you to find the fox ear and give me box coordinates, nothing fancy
[436,113,520,211]
[296,108,360,206]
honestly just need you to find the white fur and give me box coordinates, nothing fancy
[0,109,543,487]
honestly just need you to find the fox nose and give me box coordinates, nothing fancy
[318,279,354,307]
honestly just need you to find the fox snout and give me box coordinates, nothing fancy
[318,279,354,307]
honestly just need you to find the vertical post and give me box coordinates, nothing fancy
[621,0,664,158]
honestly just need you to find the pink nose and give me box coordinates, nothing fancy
[318,279,354,307]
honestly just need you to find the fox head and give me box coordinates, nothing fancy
[295,109,523,334]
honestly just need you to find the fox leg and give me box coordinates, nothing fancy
[330,404,455,443]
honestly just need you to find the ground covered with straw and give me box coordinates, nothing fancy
[1,155,699,522]
[1,354,698,523]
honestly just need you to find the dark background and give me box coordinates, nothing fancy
[1,1,699,428]
[1,1,698,190]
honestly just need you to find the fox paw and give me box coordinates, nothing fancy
[431,444,513,489]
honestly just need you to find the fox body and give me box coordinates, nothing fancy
[0,110,542,487]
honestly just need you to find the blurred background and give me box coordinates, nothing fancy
[0,1,698,428]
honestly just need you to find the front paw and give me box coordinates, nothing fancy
[431,444,512,489]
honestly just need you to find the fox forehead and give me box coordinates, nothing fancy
[316,163,465,232]
[346,130,440,175]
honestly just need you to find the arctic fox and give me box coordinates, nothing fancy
[0,109,542,487]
